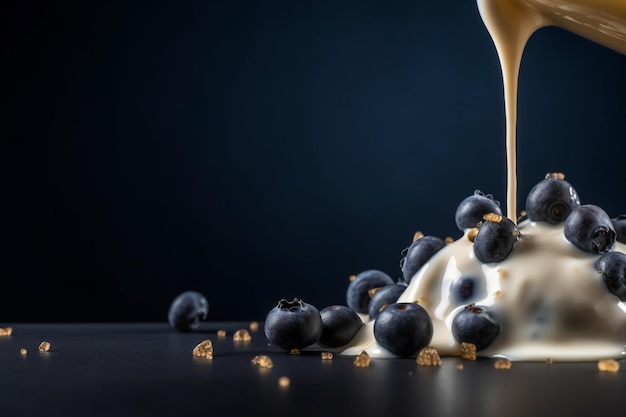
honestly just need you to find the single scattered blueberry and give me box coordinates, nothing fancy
[595,251,626,301]
[451,304,500,351]
[264,298,323,351]
[400,236,446,284]
[368,283,408,320]
[318,305,363,348]
[167,291,209,332]
[449,276,486,304]
[564,204,616,254]
[373,302,433,356]
[525,174,580,224]
[473,214,520,263]
[612,215,626,244]
[455,190,502,231]
[346,269,395,314]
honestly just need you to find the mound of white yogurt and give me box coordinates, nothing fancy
[341,220,626,362]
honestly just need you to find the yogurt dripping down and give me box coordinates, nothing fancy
[337,0,626,361]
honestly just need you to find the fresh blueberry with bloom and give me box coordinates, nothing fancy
[451,304,500,351]
[264,298,323,351]
[318,305,363,348]
[368,283,408,320]
[346,269,395,314]
[525,173,580,224]
[167,291,209,332]
[400,235,446,284]
[564,204,616,254]
[449,276,486,304]
[595,251,626,301]
[455,190,502,231]
[473,213,520,263]
[373,302,433,356]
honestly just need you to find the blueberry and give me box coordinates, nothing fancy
[455,190,502,231]
[318,305,363,348]
[525,174,580,224]
[400,236,446,284]
[368,283,407,320]
[612,215,626,244]
[346,269,395,314]
[449,276,486,304]
[264,298,323,351]
[564,204,616,254]
[473,213,520,263]
[373,302,433,356]
[451,304,500,351]
[595,251,626,301]
[167,291,209,332]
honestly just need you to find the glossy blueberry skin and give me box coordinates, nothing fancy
[449,276,486,304]
[400,236,446,284]
[346,269,395,314]
[564,205,616,254]
[612,215,626,244]
[451,305,500,351]
[368,283,407,320]
[473,216,520,263]
[455,190,502,231]
[264,298,323,351]
[167,291,209,332]
[318,305,363,348]
[525,177,580,224]
[595,252,626,301]
[373,302,433,356]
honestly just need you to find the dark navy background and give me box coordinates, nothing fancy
[3,1,626,322]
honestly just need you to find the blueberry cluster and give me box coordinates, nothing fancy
[263,172,625,356]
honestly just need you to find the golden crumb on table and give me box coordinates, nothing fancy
[321,352,333,360]
[278,376,290,387]
[217,330,226,338]
[494,358,512,370]
[353,351,371,367]
[233,329,251,342]
[546,358,554,365]
[38,341,51,352]
[416,347,442,366]
[289,348,301,355]
[251,355,273,368]
[20,348,27,355]
[0,327,13,336]
[597,359,620,372]
[192,339,214,359]
[456,364,464,370]
[249,321,259,331]
[460,342,477,360]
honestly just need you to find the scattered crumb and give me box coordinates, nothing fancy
[349,274,356,282]
[38,341,51,352]
[494,358,512,370]
[460,342,477,360]
[445,236,454,244]
[192,339,214,359]
[413,231,424,241]
[467,228,478,242]
[368,287,381,298]
[497,268,507,279]
[233,329,252,342]
[353,351,371,368]
[249,321,259,332]
[456,364,464,370]
[597,359,620,372]
[251,355,273,368]
[546,358,554,365]
[217,330,226,338]
[321,352,333,360]
[289,348,301,355]
[20,348,27,355]
[417,347,442,366]
[0,327,13,336]
[278,376,290,387]
[495,290,503,298]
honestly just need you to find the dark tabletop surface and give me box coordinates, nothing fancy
[1,322,624,417]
